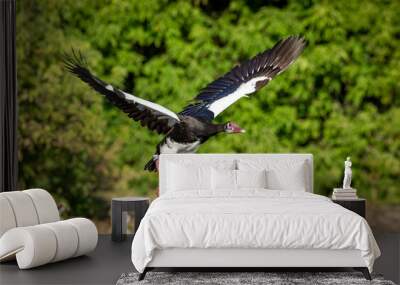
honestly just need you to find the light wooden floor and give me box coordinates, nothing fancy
[0,234,399,285]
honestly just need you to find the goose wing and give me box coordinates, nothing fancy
[63,51,180,135]
[180,35,306,122]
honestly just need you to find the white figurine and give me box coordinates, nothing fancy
[342,157,352,189]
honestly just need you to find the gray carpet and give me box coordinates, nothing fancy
[116,272,396,285]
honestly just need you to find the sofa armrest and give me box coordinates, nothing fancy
[0,226,57,268]
[0,218,98,269]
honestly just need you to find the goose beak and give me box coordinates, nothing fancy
[225,122,246,134]
[232,124,245,134]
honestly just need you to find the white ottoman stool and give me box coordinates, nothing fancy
[0,189,98,269]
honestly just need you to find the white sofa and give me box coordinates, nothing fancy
[0,189,98,269]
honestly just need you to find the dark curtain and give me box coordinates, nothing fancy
[0,0,18,192]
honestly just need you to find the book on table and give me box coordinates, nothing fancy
[333,188,357,193]
[332,188,358,200]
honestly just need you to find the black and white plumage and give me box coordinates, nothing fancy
[180,36,306,122]
[63,51,179,135]
[63,36,306,172]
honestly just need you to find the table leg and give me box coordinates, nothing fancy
[134,202,149,234]
[112,201,123,242]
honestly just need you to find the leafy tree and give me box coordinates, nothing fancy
[16,0,118,217]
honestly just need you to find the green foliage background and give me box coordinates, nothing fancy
[17,0,400,218]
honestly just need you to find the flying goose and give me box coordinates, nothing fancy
[64,35,306,172]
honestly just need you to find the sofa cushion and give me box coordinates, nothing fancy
[24,189,60,224]
[0,189,60,238]
[0,191,39,228]
[0,196,17,237]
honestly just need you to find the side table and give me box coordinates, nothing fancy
[111,197,150,242]
[332,198,366,218]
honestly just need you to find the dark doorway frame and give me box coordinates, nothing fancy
[0,0,18,192]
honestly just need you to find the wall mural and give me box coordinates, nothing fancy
[16,0,400,233]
